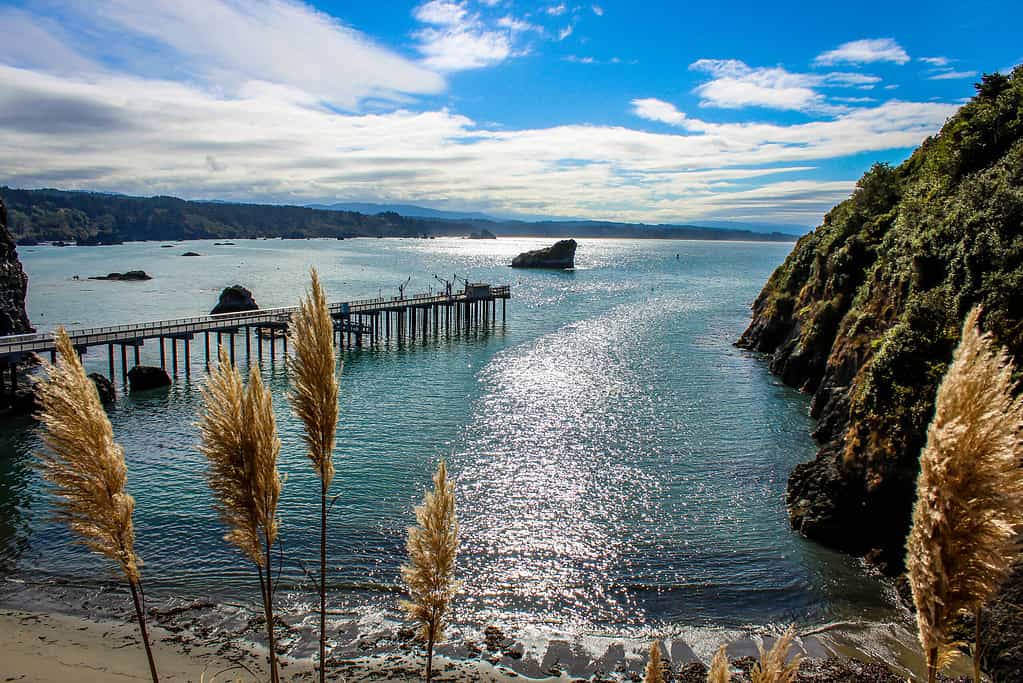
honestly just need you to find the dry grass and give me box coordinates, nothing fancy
[197,348,281,565]
[706,645,730,683]
[197,347,282,683]
[401,459,460,682]
[644,640,664,683]
[36,327,140,582]
[289,267,339,486]
[906,306,1023,682]
[35,327,158,681]
[749,626,800,683]
[288,267,341,683]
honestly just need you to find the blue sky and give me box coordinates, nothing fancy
[0,0,1020,229]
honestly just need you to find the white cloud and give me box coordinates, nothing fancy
[546,3,568,16]
[592,5,604,16]
[44,0,446,109]
[565,55,596,64]
[558,25,574,41]
[919,56,950,67]
[928,70,978,80]
[497,16,543,33]
[814,38,910,66]
[631,98,687,126]
[413,1,513,71]
[414,1,468,25]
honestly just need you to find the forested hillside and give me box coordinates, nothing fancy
[738,67,1023,678]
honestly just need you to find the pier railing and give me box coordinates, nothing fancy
[0,285,511,359]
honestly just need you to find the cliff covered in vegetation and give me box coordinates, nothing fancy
[0,199,31,337]
[738,68,1023,676]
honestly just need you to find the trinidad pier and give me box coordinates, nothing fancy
[0,282,511,396]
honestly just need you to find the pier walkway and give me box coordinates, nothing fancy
[0,284,509,393]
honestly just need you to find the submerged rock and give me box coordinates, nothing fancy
[127,365,171,392]
[510,239,576,269]
[211,285,259,315]
[181,251,201,256]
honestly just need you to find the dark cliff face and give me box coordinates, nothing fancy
[738,69,1023,677]
[0,198,32,337]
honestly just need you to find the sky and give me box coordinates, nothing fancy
[0,0,1020,230]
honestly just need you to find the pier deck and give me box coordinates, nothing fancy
[0,284,509,393]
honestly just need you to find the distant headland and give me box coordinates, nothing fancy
[0,186,799,244]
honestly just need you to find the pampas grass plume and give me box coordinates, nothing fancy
[198,347,282,683]
[401,459,459,682]
[35,327,159,682]
[644,640,665,683]
[906,306,1023,682]
[288,267,341,683]
[289,267,339,486]
[707,645,730,683]
[749,626,800,683]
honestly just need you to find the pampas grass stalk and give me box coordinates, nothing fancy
[706,645,730,683]
[749,626,800,683]
[906,306,1023,683]
[35,327,159,682]
[198,348,283,683]
[401,459,459,683]
[288,268,340,683]
[644,641,665,683]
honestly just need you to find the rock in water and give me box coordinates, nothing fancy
[0,198,32,336]
[88,373,116,404]
[89,271,152,281]
[127,366,171,392]
[210,285,259,314]
[510,239,577,269]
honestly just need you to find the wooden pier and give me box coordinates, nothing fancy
[0,283,510,394]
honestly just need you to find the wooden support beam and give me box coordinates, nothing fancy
[184,338,191,375]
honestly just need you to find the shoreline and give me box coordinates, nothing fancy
[0,577,974,682]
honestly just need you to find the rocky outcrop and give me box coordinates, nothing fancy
[0,198,32,337]
[88,373,115,404]
[738,70,1023,678]
[210,285,258,315]
[89,270,152,281]
[127,366,171,392]
[511,239,576,268]
[181,251,201,257]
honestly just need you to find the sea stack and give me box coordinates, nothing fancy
[511,239,577,269]
[211,285,259,314]
[0,198,32,336]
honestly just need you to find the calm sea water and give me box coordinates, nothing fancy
[0,237,897,639]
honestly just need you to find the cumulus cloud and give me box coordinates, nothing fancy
[592,5,604,16]
[558,25,574,40]
[814,38,910,66]
[413,1,517,71]
[546,3,568,16]
[631,98,687,126]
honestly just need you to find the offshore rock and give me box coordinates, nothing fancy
[0,198,32,336]
[511,239,576,269]
[88,373,116,404]
[127,365,171,392]
[89,270,152,281]
[210,285,258,315]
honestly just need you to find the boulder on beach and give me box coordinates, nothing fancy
[181,251,201,257]
[127,365,171,392]
[89,270,152,281]
[511,239,577,269]
[211,285,259,315]
[88,373,115,404]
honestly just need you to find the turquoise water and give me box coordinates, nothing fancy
[0,238,896,638]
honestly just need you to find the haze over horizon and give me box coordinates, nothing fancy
[1,0,1019,228]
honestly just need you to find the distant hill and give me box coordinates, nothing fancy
[308,201,497,222]
[0,186,797,243]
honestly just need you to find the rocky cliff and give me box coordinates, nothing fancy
[0,198,31,337]
[738,69,1023,677]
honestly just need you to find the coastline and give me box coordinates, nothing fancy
[0,577,974,682]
